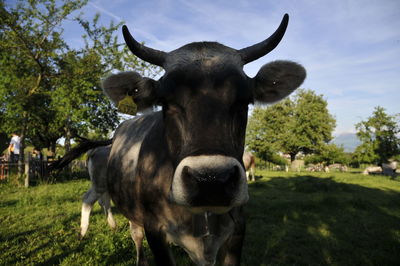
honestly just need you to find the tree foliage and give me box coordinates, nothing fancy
[246,89,336,163]
[304,143,348,166]
[353,106,400,165]
[0,0,160,155]
[1,0,87,156]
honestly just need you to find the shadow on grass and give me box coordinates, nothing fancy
[243,175,400,265]
[2,212,82,265]
[0,199,18,207]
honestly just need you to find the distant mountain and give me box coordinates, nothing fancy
[332,133,361,153]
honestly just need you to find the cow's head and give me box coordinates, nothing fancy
[103,14,306,213]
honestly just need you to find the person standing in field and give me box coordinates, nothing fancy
[8,132,21,163]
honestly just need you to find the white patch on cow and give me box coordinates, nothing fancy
[80,202,93,237]
[171,155,248,211]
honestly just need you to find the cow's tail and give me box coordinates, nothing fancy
[48,138,112,171]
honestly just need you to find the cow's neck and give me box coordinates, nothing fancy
[164,210,235,265]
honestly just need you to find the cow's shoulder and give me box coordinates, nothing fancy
[108,111,162,179]
[112,111,162,153]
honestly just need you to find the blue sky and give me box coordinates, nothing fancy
[63,0,400,135]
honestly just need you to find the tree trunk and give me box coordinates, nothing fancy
[63,121,72,173]
[18,112,29,177]
[289,153,296,163]
[49,142,56,157]
[289,153,298,172]
[64,117,72,153]
[65,129,71,153]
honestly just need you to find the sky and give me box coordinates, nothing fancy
[62,0,400,135]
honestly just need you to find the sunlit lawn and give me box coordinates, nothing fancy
[1,170,400,265]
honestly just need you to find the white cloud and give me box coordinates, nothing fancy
[88,1,123,22]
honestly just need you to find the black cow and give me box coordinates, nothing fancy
[102,14,305,266]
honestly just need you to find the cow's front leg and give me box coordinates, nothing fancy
[129,221,148,266]
[218,208,246,266]
[145,226,175,266]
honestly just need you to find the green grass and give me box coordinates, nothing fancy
[1,171,400,265]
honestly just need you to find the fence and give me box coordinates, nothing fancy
[0,155,87,186]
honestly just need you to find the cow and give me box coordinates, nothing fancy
[382,161,397,177]
[328,163,348,172]
[77,13,305,266]
[363,162,398,177]
[242,152,256,182]
[80,145,117,238]
[362,166,383,175]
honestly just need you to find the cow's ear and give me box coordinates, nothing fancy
[251,60,306,103]
[102,72,159,111]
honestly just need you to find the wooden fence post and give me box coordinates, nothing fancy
[24,154,30,187]
[7,160,10,180]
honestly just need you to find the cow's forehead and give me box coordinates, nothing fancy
[164,42,243,72]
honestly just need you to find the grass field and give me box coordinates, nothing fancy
[1,171,400,265]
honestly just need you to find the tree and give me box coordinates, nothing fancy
[354,106,400,165]
[0,132,8,153]
[305,143,348,166]
[246,89,336,164]
[0,0,160,156]
[246,98,292,164]
[0,0,88,159]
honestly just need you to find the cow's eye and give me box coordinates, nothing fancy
[127,87,139,96]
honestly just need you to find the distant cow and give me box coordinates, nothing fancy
[306,163,324,172]
[363,162,397,177]
[382,161,397,177]
[362,166,382,175]
[243,152,256,181]
[80,146,116,238]
[328,163,348,172]
[60,13,305,265]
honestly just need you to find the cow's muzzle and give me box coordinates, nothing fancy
[170,155,248,213]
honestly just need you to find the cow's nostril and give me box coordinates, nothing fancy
[182,166,215,183]
[182,165,239,184]
[182,166,199,185]
[216,165,238,183]
[179,164,242,207]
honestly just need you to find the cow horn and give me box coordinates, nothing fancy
[238,14,289,64]
[122,25,167,67]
